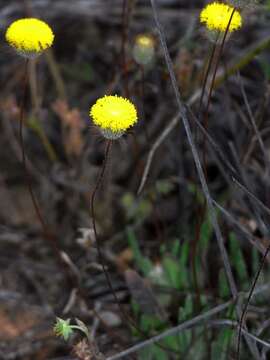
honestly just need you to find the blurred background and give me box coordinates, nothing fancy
[0,0,270,359]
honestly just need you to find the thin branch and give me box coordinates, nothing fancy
[199,39,218,110]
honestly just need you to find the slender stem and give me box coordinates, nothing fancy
[204,14,235,121]
[193,38,217,305]
[199,9,260,358]
[28,58,40,116]
[20,60,47,232]
[91,140,179,357]
[150,0,237,299]
[90,140,140,330]
[90,141,115,301]
[199,18,232,189]
[149,4,260,357]
[199,37,218,111]
[28,58,58,162]
[235,176,270,359]
[201,14,234,178]
[45,48,67,100]
[236,244,270,359]
[201,42,219,176]
[195,42,219,285]
[19,60,70,274]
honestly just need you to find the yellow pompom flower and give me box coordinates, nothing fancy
[6,18,54,57]
[200,2,242,33]
[90,95,138,139]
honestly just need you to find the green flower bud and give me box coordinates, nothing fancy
[133,34,155,66]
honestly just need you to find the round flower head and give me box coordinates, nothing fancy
[200,2,242,33]
[6,18,54,58]
[90,95,138,139]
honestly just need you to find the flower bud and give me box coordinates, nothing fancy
[132,34,155,66]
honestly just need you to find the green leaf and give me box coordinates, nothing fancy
[229,233,248,283]
[172,238,180,257]
[163,334,181,352]
[127,228,153,276]
[178,295,193,351]
[140,314,164,334]
[212,327,233,360]
[199,217,212,250]
[178,241,189,288]
[162,256,181,289]
[179,241,189,266]
[219,269,230,298]
[140,345,168,360]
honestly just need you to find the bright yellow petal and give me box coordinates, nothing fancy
[6,18,54,53]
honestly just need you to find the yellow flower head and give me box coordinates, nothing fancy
[6,18,54,56]
[90,95,138,139]
[200,2,242,33]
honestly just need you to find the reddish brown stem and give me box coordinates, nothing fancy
[191,7,235,343]
[90,140,143,328]
[199,38,219,112]
[236,244,270,359]
[19,60,75,283]
[90,139,179,357]
[191,36,219,313]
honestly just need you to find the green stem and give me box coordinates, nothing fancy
[28,117,58,162]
